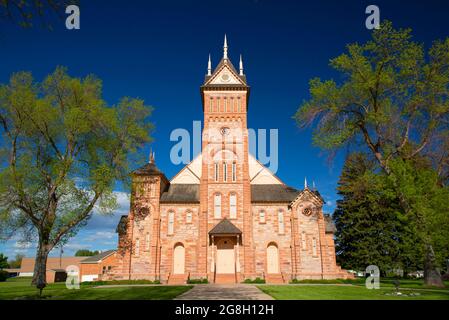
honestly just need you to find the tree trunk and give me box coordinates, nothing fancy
[424,243,444,287]
[31,239,51,294]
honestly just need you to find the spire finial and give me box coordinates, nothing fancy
[149,149,155,164]
[239,54,244,76]
[312,180,316,190]
[223,34,228,59]
[304,177,308,189]
[207,54,211,76]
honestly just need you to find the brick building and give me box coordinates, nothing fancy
[108,37,351,284]
[79,250,118,282]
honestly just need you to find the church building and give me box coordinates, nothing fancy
[107,37,351,284]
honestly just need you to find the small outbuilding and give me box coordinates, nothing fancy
[79,250,117,282]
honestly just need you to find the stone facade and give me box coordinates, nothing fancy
[106,38,351,284]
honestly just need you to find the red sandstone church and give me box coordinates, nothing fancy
[106,37,351,284]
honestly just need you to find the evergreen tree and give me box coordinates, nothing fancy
[334,153,422,275]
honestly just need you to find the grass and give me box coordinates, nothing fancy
[0,277,192,300]
[259,278,449,300]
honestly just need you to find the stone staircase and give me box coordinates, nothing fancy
[168,273,188,284]
[265,273,285,284]
[214,274,236,284]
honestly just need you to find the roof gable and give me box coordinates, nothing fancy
[290,188,324,207]
[204,58,247,87]
[209,218,242,235]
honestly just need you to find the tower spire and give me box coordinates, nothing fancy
[149,149,155,164]
[223,34,228,60]
[207,54,211,76]
[239,54,244,76]
[304,177,308,189]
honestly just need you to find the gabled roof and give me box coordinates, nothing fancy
[80,250,116,264]
[203,57,247,87]
[251,184,300,203]
[160,184,200,203]
[324,214,336,234]
[289,187,325,207]
[209,218,242,235]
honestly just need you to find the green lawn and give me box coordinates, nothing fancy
[258,279,449,300]
[0,277,192,300]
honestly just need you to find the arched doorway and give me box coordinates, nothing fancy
[173,243,185,275]
[267,242,280,274]
[216,238,235,274]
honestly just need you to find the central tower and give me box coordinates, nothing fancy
[198,36,255,281]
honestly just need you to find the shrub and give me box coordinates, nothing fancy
[243,277,265,284]
[0,270,8,282]
[187,278,208,284]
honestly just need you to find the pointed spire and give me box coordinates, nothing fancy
[304,177,308,189]
[239,54,244,76]
[149,149,155,164]
[207,54,211,76]
[312,180,316,190]
[223,34,228,60]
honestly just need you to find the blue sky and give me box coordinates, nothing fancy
[1,0,449,259]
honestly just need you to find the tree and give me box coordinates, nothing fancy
[0,0,77,28]
[334,153,422,275]
[0,253,8,269]
[7,253,24,268]
[75,249,99,257]
[0,67,153,292]
[294,21,449,286]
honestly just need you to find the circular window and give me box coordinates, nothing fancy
[303,207,313,216]
[221,73,230,82]
[220,127,230,136]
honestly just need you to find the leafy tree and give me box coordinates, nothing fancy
[295,21,449,286]
[0,253,8,269]
[7,253,24,268]
[0,67,153,293]
[0,0,77,28]
[75,249,99,257]
[334,153,422,275]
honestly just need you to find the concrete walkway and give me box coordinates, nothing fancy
[175,284,274,300]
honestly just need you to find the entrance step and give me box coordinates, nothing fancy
[168,274,187,284]
[265,274,285,284]
[215,274,236,284]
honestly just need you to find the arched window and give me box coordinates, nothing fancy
[209,97,213,113]
[168,211,174,235]
[214,163,219,182]
[232,162,237,182]
[186,211,192,223]
[278,210,285,234]
[145,232,150,250]
[214,194,221,219]
[223,162,227,182]
[312,238,317,256]
[301,232,307,250]
[238,97,241,113]
[259,210,266,223]
[224,98,228,112]
[230,193,237,219]
[135,238,140,256]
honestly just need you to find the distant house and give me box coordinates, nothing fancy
[3,268,20,278]
[19,256,86,283]
[79,250,117,282]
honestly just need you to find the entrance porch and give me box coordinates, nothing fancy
[209,219,242,284]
